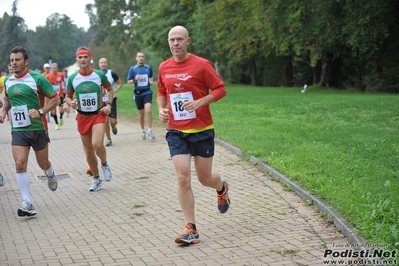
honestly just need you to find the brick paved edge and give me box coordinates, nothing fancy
[215,138,369,249]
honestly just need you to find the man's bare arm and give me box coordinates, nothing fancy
[1,97,11,116]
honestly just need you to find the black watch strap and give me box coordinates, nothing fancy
[38,109,44,117]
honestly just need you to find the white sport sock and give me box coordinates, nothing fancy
[44,161,54,177]
[148,128,152,133]
[17,172,31,202]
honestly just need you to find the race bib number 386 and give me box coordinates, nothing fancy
[79,93,98,112]
[170,92,196,121]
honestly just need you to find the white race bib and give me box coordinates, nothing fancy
[11,105,31,128]
[137,74,149,87]
[79,93,98,112]
[53,84,60,93]
[170,92,196,120]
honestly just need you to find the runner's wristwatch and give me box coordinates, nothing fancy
[38,109,44,117]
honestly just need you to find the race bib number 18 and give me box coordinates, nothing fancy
[170,92,196,121]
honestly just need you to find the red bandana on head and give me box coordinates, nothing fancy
[76,50,91,57]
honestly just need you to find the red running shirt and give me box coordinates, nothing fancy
[157,54,226,131]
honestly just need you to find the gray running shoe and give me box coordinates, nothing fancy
[18,199,37,217]
[46,171,58,191]
[101,163,113,181]
[147,131,155,140]
[89,177,103,192]
[175,224,200,245]
[141,131,146,140]
[0,173,5,187]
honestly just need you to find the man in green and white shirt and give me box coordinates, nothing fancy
[0,46,60,217]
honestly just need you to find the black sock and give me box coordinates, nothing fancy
[52,114,58,124]
[60,113,64,119]
[217,183,225,194]
[188,223,196,230]
[94,176,100,179]
[102,162,107,166]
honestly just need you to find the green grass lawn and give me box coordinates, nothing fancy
[116,83,399,248]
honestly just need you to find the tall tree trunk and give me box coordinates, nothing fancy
[250,59,258,86]
[313,67,318,84]
[285,56,294,86]
[214,61,223,79]
[319,53,343,88]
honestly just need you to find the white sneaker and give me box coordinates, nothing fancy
[148,131,155,139]
[46,170,58,191]
[17,199,37,217]
[89,177,103,192]
[141,131,146,140]
[101,163,113,181]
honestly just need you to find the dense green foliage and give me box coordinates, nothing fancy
[1,0,399,91]
[0,2,89,72]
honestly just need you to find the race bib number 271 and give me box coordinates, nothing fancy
[11,105,31,128]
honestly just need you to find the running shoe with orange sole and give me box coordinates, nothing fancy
[175,224,200,245]
[217,180,230,214]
